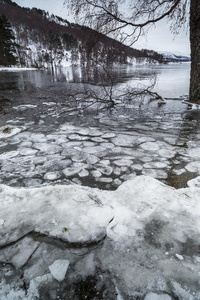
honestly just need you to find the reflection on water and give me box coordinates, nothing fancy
[0,62,190,97]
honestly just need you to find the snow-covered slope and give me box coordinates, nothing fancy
[159,51,191,62]
[0,0,163,68]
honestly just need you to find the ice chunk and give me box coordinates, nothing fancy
[0,184,114,246]
[97,165,113,176]
[43,158,71,171]
[61,147,79,157]
[142,169,168,179]
[49,259,70,282]
[175,254,184,261]
[0,219,4,225]
[0,125,23,139]
[143,162,168,169]
[0,141,7,147]
[77,128,90,136]
[96,177,113,183]
[114,159,133,167]
[18,132,32,141]
[120,173,136,181]
[113,167,121,176]
[91,170,102,178]
[20,141,33,148]
[138,137,155,143]
[164,137,178,145]
[71,153,88,162]
[29,133,46,143]
[0,150,19,160]
[44,172,61,181]
[91,137,105,143]
[140,157,153,163]
[82,141,96,147]
[88,128,102,137]
[87,155,100,165]
[34,143,63,154]
[23,178,42,187]
[64,141,82,147]
[99,159,110,165]
[68,134,86,141]
[1,162,18,173]
[82,146,106,155]
[186,148,200,158]
[0,280,29,300]
[62,167,81,177]
[187,176,200,188]
[185,162,200,173]
[142,168,158,178]
[158,149,175,158]
[20,148,38,156]
[101,142,114,149]
[144,293,172,300]
[121,166,128,172]
[172,168,185,176]
[101,132,116,139]
[113,179,122,186]
[75,252,96,277]
[112,134,136,147]
[78,169,89,177]
[140,142,160,151]
[0,237,39,269]
[131,164,143,171]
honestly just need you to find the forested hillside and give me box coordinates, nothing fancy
[0,0,163,68]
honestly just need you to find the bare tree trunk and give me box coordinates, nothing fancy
[189,0,200,103]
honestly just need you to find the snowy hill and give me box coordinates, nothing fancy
[159,51,191,62]
[0,0,163,68]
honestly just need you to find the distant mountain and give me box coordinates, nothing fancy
[0,0,163,68]
[159,51,191,62]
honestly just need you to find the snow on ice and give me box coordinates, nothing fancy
[1,176,200,299]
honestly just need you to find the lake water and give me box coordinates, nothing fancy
[0,62,199,190]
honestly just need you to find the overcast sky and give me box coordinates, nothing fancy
[14,0,190,56]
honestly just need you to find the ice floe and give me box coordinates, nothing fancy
[140,141,160,151]
[0,120,198,190]
[187,176,200,188]
[111,134,137,147]
[113,159,133,167]
[158,149,175,158]
[44,172,61,181]
[49,259,70,282]
[0,125,24,139]
[0,150,19,160]
[78,169,89,177]
[62,167,81,177]
[101,132,116,139]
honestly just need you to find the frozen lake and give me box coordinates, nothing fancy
[0,62,197,189]
[1,62,200,300]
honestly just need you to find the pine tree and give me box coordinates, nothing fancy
[0,14,17,66]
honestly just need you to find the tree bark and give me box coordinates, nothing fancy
[189,0,200,103]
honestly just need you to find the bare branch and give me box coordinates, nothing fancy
[65,0,189,43]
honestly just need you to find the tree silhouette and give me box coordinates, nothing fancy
[0,14,17,66]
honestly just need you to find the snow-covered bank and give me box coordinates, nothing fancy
[0,67,38,72]
[1,176,200,299]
